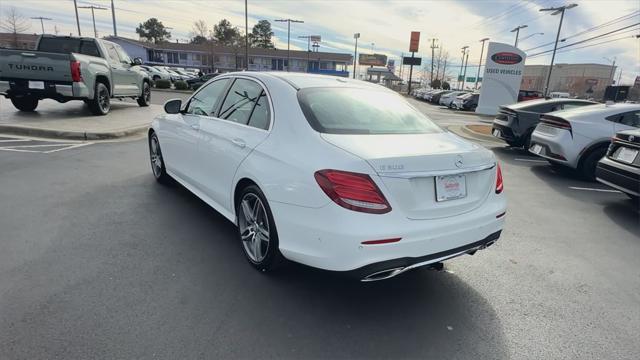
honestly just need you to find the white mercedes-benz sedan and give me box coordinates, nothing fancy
[148,72,506,281]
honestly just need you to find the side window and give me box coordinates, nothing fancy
[621,112,640,128]
[247,91,270,130]
[185,79,229,116]
[114,45,131,65]
[218,79,265,126]
[79,41,100,57]
[104,44,120,64]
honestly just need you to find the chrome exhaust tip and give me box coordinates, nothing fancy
[361,267,405,282]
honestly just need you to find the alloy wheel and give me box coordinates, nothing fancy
[150,135,163,178]
[238,193,270,262]
[98,87,110,112]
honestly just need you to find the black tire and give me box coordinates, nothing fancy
[579,147,607,181]
[522,132,532,151]
[11,96,38,112]
[470,104,478,111]
[88,82,110,115]
[137,81,151,107]
[148,132,172,184]
[236,184,283,272]
[152,75,160,82]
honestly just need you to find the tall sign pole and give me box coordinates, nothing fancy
[111,0,117,36]
[73,0,81,36]
[407,31,420,94]
[475,37,489,90]
[353,33,360,79]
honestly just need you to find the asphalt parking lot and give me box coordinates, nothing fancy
[0,93,638,359]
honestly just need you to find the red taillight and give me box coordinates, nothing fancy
[70,60,82,82]
[495,163,504,194]
[361,238,401,245]
[541,115,572,131]
[314,169,391,214]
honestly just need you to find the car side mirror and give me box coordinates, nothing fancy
[132,57,143,65]
[164,99,182,114]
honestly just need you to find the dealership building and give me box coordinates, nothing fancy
[520,63,616,97]
[0,33,351,76]
[104,36,351,76]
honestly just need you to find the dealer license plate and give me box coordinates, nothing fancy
[435,175,467,202]
[614,147,638,164]
[28,81,45,89]
[492,129,501,137]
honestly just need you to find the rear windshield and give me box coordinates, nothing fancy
[298,87,442,135]
[38,38,100,57]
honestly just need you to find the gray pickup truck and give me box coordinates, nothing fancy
[0,35,151,115]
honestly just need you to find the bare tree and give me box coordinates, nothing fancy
[0,7,31,48]
[190,20,210,42]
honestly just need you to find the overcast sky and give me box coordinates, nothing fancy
[2,0,638,83]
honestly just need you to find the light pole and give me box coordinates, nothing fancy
[461,48,469,90]
[353,33,360,79]
[511,24,528,47]
[475,37,489,90]
[111,0,117,36]
[31,17,52,34]
[519,32,544,42]
[604,56,616,85]
[73,0,81,36]
[429,38,438,86]
[244,0,248,70]
[78,5,108,38]
[540,3,578,97]
[458,45,468,90]
[274,18,304,71]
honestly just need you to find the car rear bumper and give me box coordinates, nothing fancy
[270,191,506,273]
[529,127,578,168]
[596,157,640,196]
[0,78,90,100]
[492,122,519,143]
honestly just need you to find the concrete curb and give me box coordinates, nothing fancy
[0,123,149,141]
[460,124,499,142]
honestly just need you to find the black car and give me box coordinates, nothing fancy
[454,93,479,111]
[596,129,640,202]
[186,73,219,89]
[492,98,597,148]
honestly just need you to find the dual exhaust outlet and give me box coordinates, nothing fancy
[361,239,497,282]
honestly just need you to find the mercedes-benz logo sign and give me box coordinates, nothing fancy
[630,135,636,142]
[455,155,464,168]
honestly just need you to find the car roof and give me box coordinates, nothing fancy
[223,71,394,92]
[507,98,596,110]
[552,103,640,118]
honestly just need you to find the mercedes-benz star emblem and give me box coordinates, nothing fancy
[455,155,464,168]
[629,135,636,142]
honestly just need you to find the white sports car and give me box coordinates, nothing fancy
[148,72,506,281]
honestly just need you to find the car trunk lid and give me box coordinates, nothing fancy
[321,132,496,219]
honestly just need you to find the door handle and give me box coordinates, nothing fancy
[231,138,246,148]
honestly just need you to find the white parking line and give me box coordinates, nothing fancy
[569,186,621,193]
[0,139,30,143]
[514,158,547,163]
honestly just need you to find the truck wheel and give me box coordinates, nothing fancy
[89,82,110,116]
[11,96,39,112]
[137,82,151,107]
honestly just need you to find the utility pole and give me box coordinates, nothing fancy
[435,46,442,82]
[274,18,304,72]
[475,37,489,90]
[540,3,578,97]
[604,57,616,84]
[79,5,108,38]
[441,58,447,86]
[73,0,81,36]
[31,17,52,34]
[511,25,528,48]
[111,0,117,36]
[244,0,249,70]
[399,52,404,82]
[353,33,360,79]
[459,46,468,90]
[429,38,438,86]
[461,49,469,91]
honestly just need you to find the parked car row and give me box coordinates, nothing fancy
[411,88,479,111]
[134,65,205,83]
[492,99,639,201]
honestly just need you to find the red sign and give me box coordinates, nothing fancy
[409,31,420,53]
[491,52,523,65]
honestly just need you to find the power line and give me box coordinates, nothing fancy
[525,10,640,52]
[527,23,639,57]
[528,33,639,58]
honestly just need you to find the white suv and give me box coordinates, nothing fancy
[529,103,640,180]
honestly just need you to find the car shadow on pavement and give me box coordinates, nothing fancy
[150,180,509,359]
[601,200,640,238]
[6,101,140,121]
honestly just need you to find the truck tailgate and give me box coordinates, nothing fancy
[0,49,72,82]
